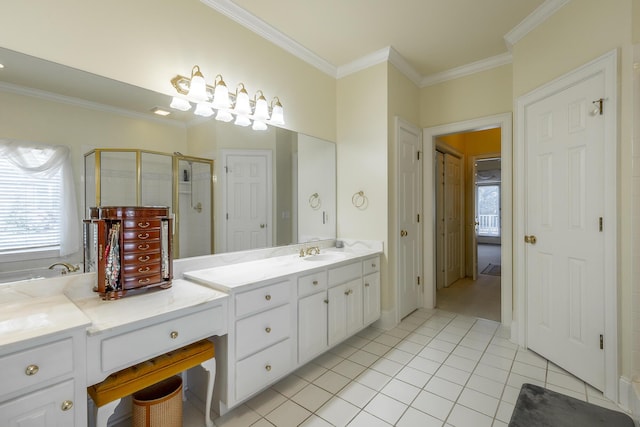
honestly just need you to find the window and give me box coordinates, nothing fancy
[0,140,79,261]
[477,184,500,237]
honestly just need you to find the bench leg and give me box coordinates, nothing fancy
[94,399,120,427]
[200,357,216,427]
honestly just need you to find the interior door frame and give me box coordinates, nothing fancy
[515,49,618,400]
[423,113,513,326]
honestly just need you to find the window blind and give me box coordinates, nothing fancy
[0,158,62,253]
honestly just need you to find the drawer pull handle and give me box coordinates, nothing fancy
[170,331,179,339]
[25,364,39,376]
[138,244,150,250]
[365,282,370,287]
[265,364,272,372]
[312,280,318,285]
[265,294,272,301]
[138,278,151,284]
[138,255,150,262]
[61,400,73,411]
[138,266,150,273]
[344,289,353,296]
[138,221,150,228]
[138,233,150,240]
[265,327,272,333]
[372,263,376,268]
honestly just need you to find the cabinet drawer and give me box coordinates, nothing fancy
[298,271,327,297]
[123,229,160,242]
[122,240,161,253]
[123,251,161,267]
[236,304,291,359]
[122,218,161,230]
[101,305,224,373]
[362,256,380,275]
[122,272,163,289]
[328,262,361,286]
[235,280,291,318]
[236,338,292,400]
[1,338,73,397]
[0,379,75,426]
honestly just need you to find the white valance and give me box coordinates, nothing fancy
[0,139,80,256]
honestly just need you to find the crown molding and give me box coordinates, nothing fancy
[420,52,512,87]
[336,47,390,79]
[504,0,571,49]
[387,47,423,87]
[201,0,337,77]
[0,81,187,128]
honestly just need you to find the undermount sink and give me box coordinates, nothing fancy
[302,252,347,262]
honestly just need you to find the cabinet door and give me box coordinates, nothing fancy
[328,283,348,346]
[328,279,363,346]
[363,272,381,325]
[298,291,328,363]
[0,380,75,427]
[345,279,364,336]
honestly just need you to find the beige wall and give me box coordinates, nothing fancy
[337,63,390,310]
[512,0,636,383]
[0,0,337,142]
[420,64,513,128]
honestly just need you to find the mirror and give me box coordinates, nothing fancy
[0,46,336,273]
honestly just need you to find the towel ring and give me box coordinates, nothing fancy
[309,193,321,209]
[352,191,366,209]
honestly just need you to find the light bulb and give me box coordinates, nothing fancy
[212,75,231,109]
[187,65,208,102]
[170,97,191,111]
[215,109,233,122]
[252,120,268,131]
[252,90,270,121]
[234,115,251,127]
[232,84,252,116]
[194,102,214,117]
[270,97,285,125]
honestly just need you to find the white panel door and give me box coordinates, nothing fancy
[298,291,328,363]
[444,153,462,287]
[435,151,445,290]
[397,120,422,318]
[224,151,272,252]
[525,72,605,390]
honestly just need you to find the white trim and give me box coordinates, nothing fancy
[387,48,423,86]
[0,81,186,128]
[422,113,513,327]
[201,0,336,77]
[420,53,512,88]
[504,0,571,49]
[395,117,423,325]
[514,49,618,401]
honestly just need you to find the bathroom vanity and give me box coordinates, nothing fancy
[184,245,382,413]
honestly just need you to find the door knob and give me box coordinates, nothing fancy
[400,230,408,237]
[260,224,266,228]
[524,235,537,244]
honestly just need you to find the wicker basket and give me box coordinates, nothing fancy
[132,375,183,427]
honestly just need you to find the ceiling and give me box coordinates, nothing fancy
[206,0,552,82]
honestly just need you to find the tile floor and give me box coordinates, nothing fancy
[188,308,625,427]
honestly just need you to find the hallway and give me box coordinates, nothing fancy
[436,244,501,322]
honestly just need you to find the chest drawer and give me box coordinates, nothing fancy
[235,280,291,318]
[123,229,160,242]
[122,218,161,230]
[298,271,327,297]
[362,256,379,276]
[2,338,73,397]
[100,304,224,373]
[236,304,291,360]
[328,262,361,286]
[122,240,161,253]
[236,338,292,401]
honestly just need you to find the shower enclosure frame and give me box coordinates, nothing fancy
[84,148,214,258]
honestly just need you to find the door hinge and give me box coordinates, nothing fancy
[599,217,603,232]
[417,151,421,160]
[600,334,604,350]
[417,213,420,223]
[226,213,229,220]
[224,166,229,173]
[417,276,421,285]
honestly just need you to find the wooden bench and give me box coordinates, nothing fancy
[87,339,215,427]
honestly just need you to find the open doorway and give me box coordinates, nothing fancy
[423,113,512,326]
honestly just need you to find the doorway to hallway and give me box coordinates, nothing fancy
[437,243,501,321]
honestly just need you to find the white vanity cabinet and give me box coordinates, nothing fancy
[362,256,381,325]
[231,278,295,403]
[327,262,364,346]
[297,270,328,363]
[0,328,87,427]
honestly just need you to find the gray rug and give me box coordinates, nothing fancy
[509,383,634,427]
[481,263,501,276]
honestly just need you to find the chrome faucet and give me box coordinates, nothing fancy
[48,262,80,274]
[305,246,321,256]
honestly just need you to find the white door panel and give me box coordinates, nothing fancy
[525,72,605,390]
[444,153,462,287]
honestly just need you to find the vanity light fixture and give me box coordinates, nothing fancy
[169,65,284,130]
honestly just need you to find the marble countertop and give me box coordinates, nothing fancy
[184,246,382,292]
[0,293,90,348]
[69,279,228,336]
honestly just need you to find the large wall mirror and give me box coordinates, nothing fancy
[0,46,336,275]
